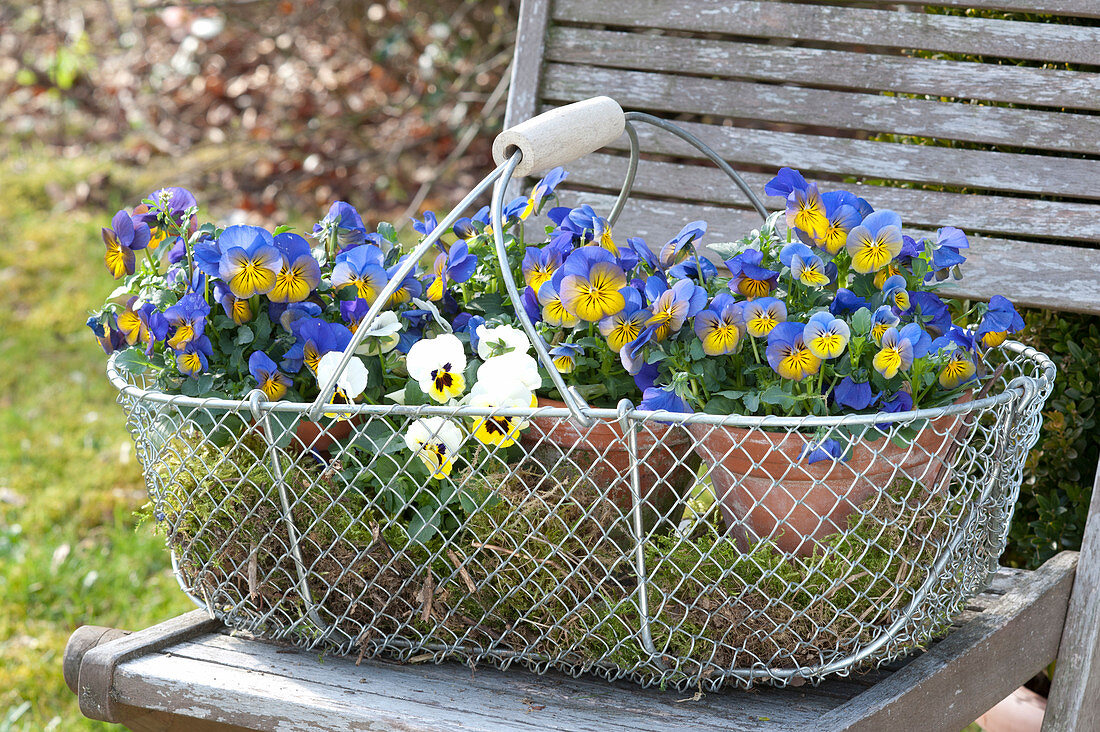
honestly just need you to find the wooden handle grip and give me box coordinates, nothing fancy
[492,96,625,177]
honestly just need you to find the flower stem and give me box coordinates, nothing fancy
[143,247,160,275]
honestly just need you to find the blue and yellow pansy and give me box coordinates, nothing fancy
[693,293,743,356]
[766,321,821,380]
[559,246,629,322]
[217,225,283,299]
[102,210,152,279]
[845,210,904,274]
[248,351,292,401]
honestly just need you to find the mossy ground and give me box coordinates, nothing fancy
[0,147,197,730]
[0,142,318,730]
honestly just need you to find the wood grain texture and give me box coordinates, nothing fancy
[815,551,1079,732]
[551,0,1100,66]
[542,64,1100,155]
[546,28,1100,113]
[562,153,1100,243]
[113,636,832,731]
[72,567,1046,731]
[63,626,129,695]
[1042,458,1100,731]
[502,0,552,132]
[553,191,1100,315]
[502,0,553,201]
[548,113,1100,200]
[77,609,219,723]
[884,0,1100,18]
[113,704,255,732]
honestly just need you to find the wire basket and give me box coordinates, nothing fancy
[109,102,1055,690]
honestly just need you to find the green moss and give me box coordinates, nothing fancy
[155,434,964,685]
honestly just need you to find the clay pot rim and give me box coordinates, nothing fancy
[527,397,692,446]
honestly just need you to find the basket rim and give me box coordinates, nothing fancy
[106,339,1052,429]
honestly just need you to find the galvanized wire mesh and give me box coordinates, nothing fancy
[111,339,1052,690]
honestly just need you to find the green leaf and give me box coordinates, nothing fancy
[742,392,761,412]
[148,288,178,309]
[759,385,796,410]
[236,326,255,346]
[469,293,505,319]
[195,373,215,395]
[115,347,153,375]
[707,241,742,260]
[404,380,431,406]
[704,395,738,415]
[377,221,397,243]
[252,313,273,346]
[335,284,360,302]
[266,411,299,449]
[353,421,406,455]
[852,307,872,336]
[577,336,604,350]
[459,485,499,514]
[406,505,442,545]
[689,339,705,361]
[463,360,480,389]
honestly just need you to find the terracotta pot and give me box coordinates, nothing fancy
[292,416,357,454]
[976,686,1046,732]
[688,407,965,556]
[250,416,357,455]
[520,398,698,532]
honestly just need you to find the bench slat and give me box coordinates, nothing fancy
[1043,460,1100,730]
[882,0,1100,19]
[542,63,1100,155]
[555,191,1100,314]
[546,28,1100,113]
[68,564,1073,731]
[543,113,1099,201]
[113,636,836,731]
[562,153,1100,243]
[552,0,1100,66]
[818,552,1078,732]
[503,0,553,131]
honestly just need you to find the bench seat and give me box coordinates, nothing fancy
[65,556,1077,732]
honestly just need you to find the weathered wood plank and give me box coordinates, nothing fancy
[503,0,553,200]
[503,0,552,132]
[69,565,1032,730]
[546,28,1100,112]
[178,632,883,709]
[548,112,1100,200]
[551,0,1100,66]
[112,637,835,731]
[1042,458,1100,731]
[114,704,254,732]
[556,191,1100,315]
[77,609,219,724]
[563,153,1100,243]
[815,551,1078,732]
[885,0,1100,19]
[541,64,1100,155]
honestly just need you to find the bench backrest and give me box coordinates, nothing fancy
[504,0,1100,314]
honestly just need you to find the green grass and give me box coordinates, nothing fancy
[0,146,209,730]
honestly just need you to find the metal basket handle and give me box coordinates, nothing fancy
[308,98,627,423]
[309,98,771,424]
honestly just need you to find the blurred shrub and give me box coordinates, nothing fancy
[1004,310,1100,569]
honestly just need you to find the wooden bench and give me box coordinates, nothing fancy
[67,1,1100,729]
